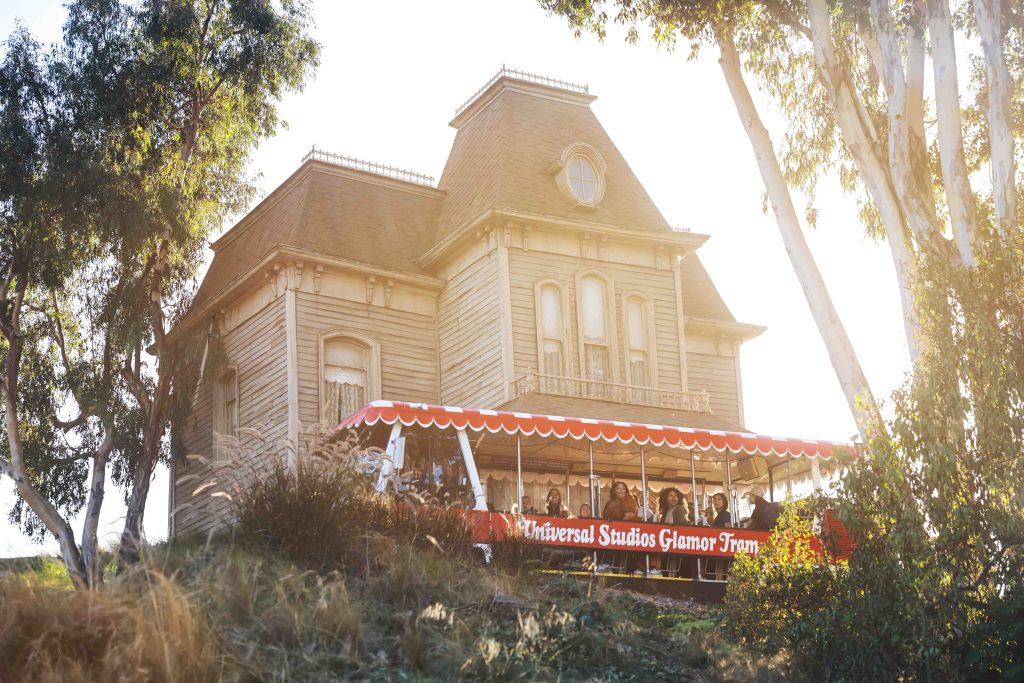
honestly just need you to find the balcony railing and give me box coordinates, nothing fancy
[510,372,711,413]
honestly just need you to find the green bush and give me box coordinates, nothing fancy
[724,500,954,681]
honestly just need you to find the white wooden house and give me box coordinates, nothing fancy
[170,69,765,539]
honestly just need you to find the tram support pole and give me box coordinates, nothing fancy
[641,445,649,575]
[811,460,822,491]
[516,433,523,513]
[786,456,794,499]
[456,429,487,511]
[588,442,596,513]
[725,450,734,520]
[690,449,701,582]
[376,423,403,493]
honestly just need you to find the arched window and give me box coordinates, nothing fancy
[622,293,658,390]
[575,271,617,393]
[535,281,570,378]
[321,335,379,424]
[213,366,238,459]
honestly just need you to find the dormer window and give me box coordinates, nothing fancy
[568,155,597,202]
[551,143,607,209]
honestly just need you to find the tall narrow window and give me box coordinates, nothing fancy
[580,275,610,383]
[625,296,649,386]
[575,272,617,399]
[214,367,238,459]
[537,283,566,377]
[323,339,368,423]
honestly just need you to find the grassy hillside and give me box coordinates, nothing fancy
[0,538,787,682]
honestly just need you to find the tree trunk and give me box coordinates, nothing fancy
[117,415,163,568]
[2,318,90,589]
[717,29,881,442]
[928,0,980,266]
[81,423,113,588]
[806,0,923,361]
[972,0,1017,237]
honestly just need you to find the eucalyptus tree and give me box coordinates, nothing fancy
[0,27,122,588]
[543,0,1021,439]
[542,0,1024,668]
[64,0,320,568]
[1,0,319,585]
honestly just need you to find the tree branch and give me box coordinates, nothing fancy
[757,0,813,39]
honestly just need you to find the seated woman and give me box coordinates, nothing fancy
[658,487,689,525]
[601,482,640,573]
[602,481,640,521]
[657,487,694,578]
[711,492,732,528]
[705,492,733,580]
[545,488,571,518]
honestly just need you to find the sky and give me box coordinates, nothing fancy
[0,0,912,557]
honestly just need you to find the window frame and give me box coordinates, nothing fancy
[620,291,659,389]
[534,279,573,379]
[213,364,239,460]
[552,142,608,209]
[319,331,381,425]
[574,270,619,385]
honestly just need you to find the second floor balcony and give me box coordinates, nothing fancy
[509,372,711,413]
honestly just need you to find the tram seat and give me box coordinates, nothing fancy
[821,509,856,561]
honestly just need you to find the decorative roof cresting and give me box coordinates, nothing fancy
[302,146,435,188]
[455,65,589,116]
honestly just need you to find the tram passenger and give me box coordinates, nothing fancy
[602,482,640,521]
[658,487,693,578]
[602,482,640,574]
[545,488,571,518]
[520,495,538,515]
[711,493,732,528]
[744,487,780,530]
[578,502,592,518]
[704,492,733,580]
[657,487,689,525]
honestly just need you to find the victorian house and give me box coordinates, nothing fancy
[170,69,764,538]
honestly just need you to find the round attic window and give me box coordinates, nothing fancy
[568,155,597,202]
[552,143,607,209]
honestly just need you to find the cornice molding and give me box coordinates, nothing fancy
[418,207,709,270]
[684,317,767,342]
[171,246,445,343]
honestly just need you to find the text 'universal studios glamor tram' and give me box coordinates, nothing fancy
[337,400,856,599]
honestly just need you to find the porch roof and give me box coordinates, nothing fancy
[337,400,854,461]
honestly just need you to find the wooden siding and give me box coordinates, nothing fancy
[294,289,440,426]
[686,352,740,425]
[507,250,683,393]
[173,296,289,539]
[437,253,505,407]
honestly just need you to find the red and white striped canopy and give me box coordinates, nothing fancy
[338,401,853,460]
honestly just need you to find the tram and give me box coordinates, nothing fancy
[338,400,855,598]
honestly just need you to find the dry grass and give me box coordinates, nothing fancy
[2,434,783,681]
[0,568,224,683]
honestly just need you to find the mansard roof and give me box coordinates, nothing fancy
[435,73,674,242]
[184,70,740,329]
[191,158,443,312]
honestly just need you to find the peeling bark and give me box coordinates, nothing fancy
[807,0,922,360]
[973,0,1017,236]
[718,29,882,442]
[928,0,981,265]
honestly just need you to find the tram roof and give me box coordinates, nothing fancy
[337,401,855,461]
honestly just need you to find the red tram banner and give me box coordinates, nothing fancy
[473,513,820,558]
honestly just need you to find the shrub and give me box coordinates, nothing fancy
[228,431,476,572]
[724,500,954,681]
